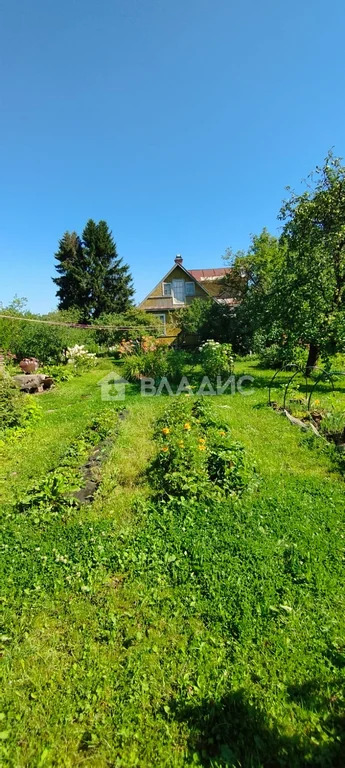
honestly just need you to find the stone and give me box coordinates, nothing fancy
[12,374,54,393]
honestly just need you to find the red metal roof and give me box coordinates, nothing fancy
[188,268,231,280]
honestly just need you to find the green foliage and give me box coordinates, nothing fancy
[38,363,75,382]
[0,369,24,430]
[122,348,168,382]
[222,229,285,354]
[221,154,345,369]
[94,309,160,347]
[0,369,41,439]
[276,151,345,367]
[176,298,238,347]
[66,344,97,372]
[2,361,345,765]
[319,409,345,442]
[254,330,308,369]
[14,410,119,520]
[0,304,96,364]
[148,397,251,501]
[122,347,191,383]
[199,339,234,379]
[53,219,134,319]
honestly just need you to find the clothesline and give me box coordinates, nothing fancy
[0,314,158,332]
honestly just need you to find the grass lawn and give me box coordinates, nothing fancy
[1,358,345,766]
[0,359,114,507]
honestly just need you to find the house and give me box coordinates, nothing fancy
[138,255,235,344]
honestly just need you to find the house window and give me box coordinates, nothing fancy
[163,282,172,296]
[158,313,166,335]
[172,279,185,302]
[185,282,195,296]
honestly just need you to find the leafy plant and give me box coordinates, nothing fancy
[319,409,345,443]
[66,345,97,372]
[39,363,76,382]
[122,348,169,382]
[0,369,41,439]
[199,340,234,380]
[148,397,251,501]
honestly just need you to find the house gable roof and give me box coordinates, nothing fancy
[188,267,231,281]
[138,262,211,308]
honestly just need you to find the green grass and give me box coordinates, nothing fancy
[1,358,345,766]
[0,360,113,506]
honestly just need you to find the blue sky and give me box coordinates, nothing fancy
[1,0,345,313]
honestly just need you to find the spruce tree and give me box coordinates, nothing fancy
[53,220,134,320]
[53,232,86,312]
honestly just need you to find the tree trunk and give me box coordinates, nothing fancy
[305,343,319,376]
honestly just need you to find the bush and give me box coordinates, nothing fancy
[0,369,41,437]
[176,298,242,346]
[122,348,169,382]
[199,340,234,380]
[0,303,99,364]
[38,364,76,383]
[253,331,308,370]
[122,347,192,384]
[148,397,251,501]
[320,409,345,444]
[0,369,24,430]
[114,335,158,358]
[66,345,97,372]
[93,309,161,348]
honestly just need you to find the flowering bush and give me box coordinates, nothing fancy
[118,339,136,357]
[199,340,234,380]
[66,345,97,372]
[140,336,158,353]
[148,397,251,500]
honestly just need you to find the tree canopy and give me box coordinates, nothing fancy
[53,220,134,321]
[277,152,345,369]
[218,153,345,371]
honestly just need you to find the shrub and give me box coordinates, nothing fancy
[122,347,192,384]
[320,409,345,444]
[148,397,252,501]
[0,369,24,430]
[122,348,169,382]
[176,299,239,348]
[0,369,41,437]
[39,364,76,383]
[93,309,161,347]
[254,331,308,370]
[166,349,190,382]
[199,340,234,380]
[66,345,97,372]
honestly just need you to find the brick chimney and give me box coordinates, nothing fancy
[174,254,183,265]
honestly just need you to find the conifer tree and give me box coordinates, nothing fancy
[53,220,134,320]
[53,232,86,312]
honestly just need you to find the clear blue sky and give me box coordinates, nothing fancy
[1,0,345,313]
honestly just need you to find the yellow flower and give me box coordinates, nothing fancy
[219,430,226,436]
[184,422,191,430]
[198,437,206,443]
[161,427,170,435]
[161,446,169,453]
[178,440,184,448]
[198,444,206,451]
[314,399,320,406]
